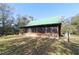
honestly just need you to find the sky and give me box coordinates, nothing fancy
[8,3,79,19]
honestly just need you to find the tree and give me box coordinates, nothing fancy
[61,18,71,42]
[0,3,13,35]
[16,15,32,34]
[71,15,79,35]
[17,15,31,27]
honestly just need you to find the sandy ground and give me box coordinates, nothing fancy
[24,33,59,39]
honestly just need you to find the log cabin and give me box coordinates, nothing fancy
[20,16,62,39]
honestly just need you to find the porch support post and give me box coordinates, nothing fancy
[58,24,61,37]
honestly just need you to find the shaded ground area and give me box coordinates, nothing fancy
[62,42,79,55]
[0,35,79,55]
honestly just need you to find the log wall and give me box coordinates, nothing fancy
[20,24,61,39]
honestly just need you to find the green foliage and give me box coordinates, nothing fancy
[0,3,15,35]
[61,15,79,35]
[71,16,79,25]
[71,15,79,35]
[0,4,34,36]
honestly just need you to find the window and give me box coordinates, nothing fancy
[31,28,36,32]
[52,27,58,33]
[47,27,51,33]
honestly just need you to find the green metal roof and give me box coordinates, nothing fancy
[26,16,62,27]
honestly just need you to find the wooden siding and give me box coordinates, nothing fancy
[20,24,61,39]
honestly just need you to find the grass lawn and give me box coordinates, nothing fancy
[0,34,79,55]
